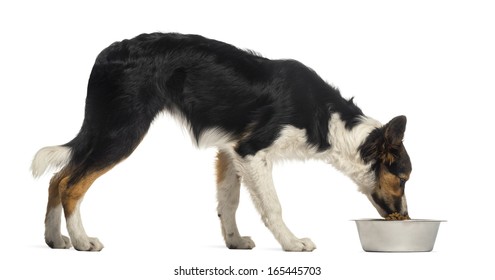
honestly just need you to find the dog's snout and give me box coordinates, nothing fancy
[370,191,408,218]
[393,195,407,214]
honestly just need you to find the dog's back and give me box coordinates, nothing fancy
[79,32,364,159]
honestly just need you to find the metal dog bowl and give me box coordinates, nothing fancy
[354,219,444,252]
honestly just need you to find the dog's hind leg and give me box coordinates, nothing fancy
[54,119,150,251]
[44,164,114,251]
[59,165,115,251]
[59,126,149,251]
[237,152,316,252]
[216,150,255,249]
[44,168,72,249]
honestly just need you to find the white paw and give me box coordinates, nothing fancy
[46,235,72,249]
[73,237,104,252]
[227,236,256,249]
[282,238,316,252]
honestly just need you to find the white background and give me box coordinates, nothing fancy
[1,0,494,279]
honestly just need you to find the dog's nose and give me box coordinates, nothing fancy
[396,195,409,217]
[385,194,408,217]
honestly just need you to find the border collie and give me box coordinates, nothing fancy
[31,33,411,252]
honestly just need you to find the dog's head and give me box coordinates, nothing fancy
[359,115,412,218]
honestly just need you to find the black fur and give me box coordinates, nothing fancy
[64,32,365,186]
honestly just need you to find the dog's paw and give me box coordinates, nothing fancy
[46,235,72,249]
[282,238,316,252]
[227,236,256,250]
[73,237,104,252]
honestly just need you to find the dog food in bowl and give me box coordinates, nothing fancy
[354,219,444,252]
[385,212,410,220]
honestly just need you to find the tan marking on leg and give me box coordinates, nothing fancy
[47,176,62,214]
[46,167,73,224]
[60,166,114,217]
[46,168,72,211]
[216,150,230,185]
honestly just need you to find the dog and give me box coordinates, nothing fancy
[31,32,412,252]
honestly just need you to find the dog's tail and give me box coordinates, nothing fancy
[31,145,72,178]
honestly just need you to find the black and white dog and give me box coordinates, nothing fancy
[32,33,411,252]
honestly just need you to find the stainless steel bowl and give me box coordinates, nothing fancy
[354,219,444,252]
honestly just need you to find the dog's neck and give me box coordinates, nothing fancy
[248,113,381,194]
[324,113,382,194]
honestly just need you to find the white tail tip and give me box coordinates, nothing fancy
[31,146,72,178]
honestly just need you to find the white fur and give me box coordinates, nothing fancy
[31,146,71,178]
[224,128,325,251]
[264,125,324,161]
[164,108,234,149]
[66,199,104,251]
[216,150,255,249]
[44,204,71,249]
[233,150,316,251]
[197,128,233,149]
[325,113,382,194]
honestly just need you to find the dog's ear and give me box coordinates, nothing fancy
[360,115,407,164]
[381,115,407,164]
[384,115,407,146]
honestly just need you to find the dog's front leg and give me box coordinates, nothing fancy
[236,152,316,252]
[216,150,255,249]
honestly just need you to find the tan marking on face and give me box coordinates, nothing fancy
[216,151,230,184]
[378,164,403,197]
[381,150,396,165]
[60,166,115,217]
